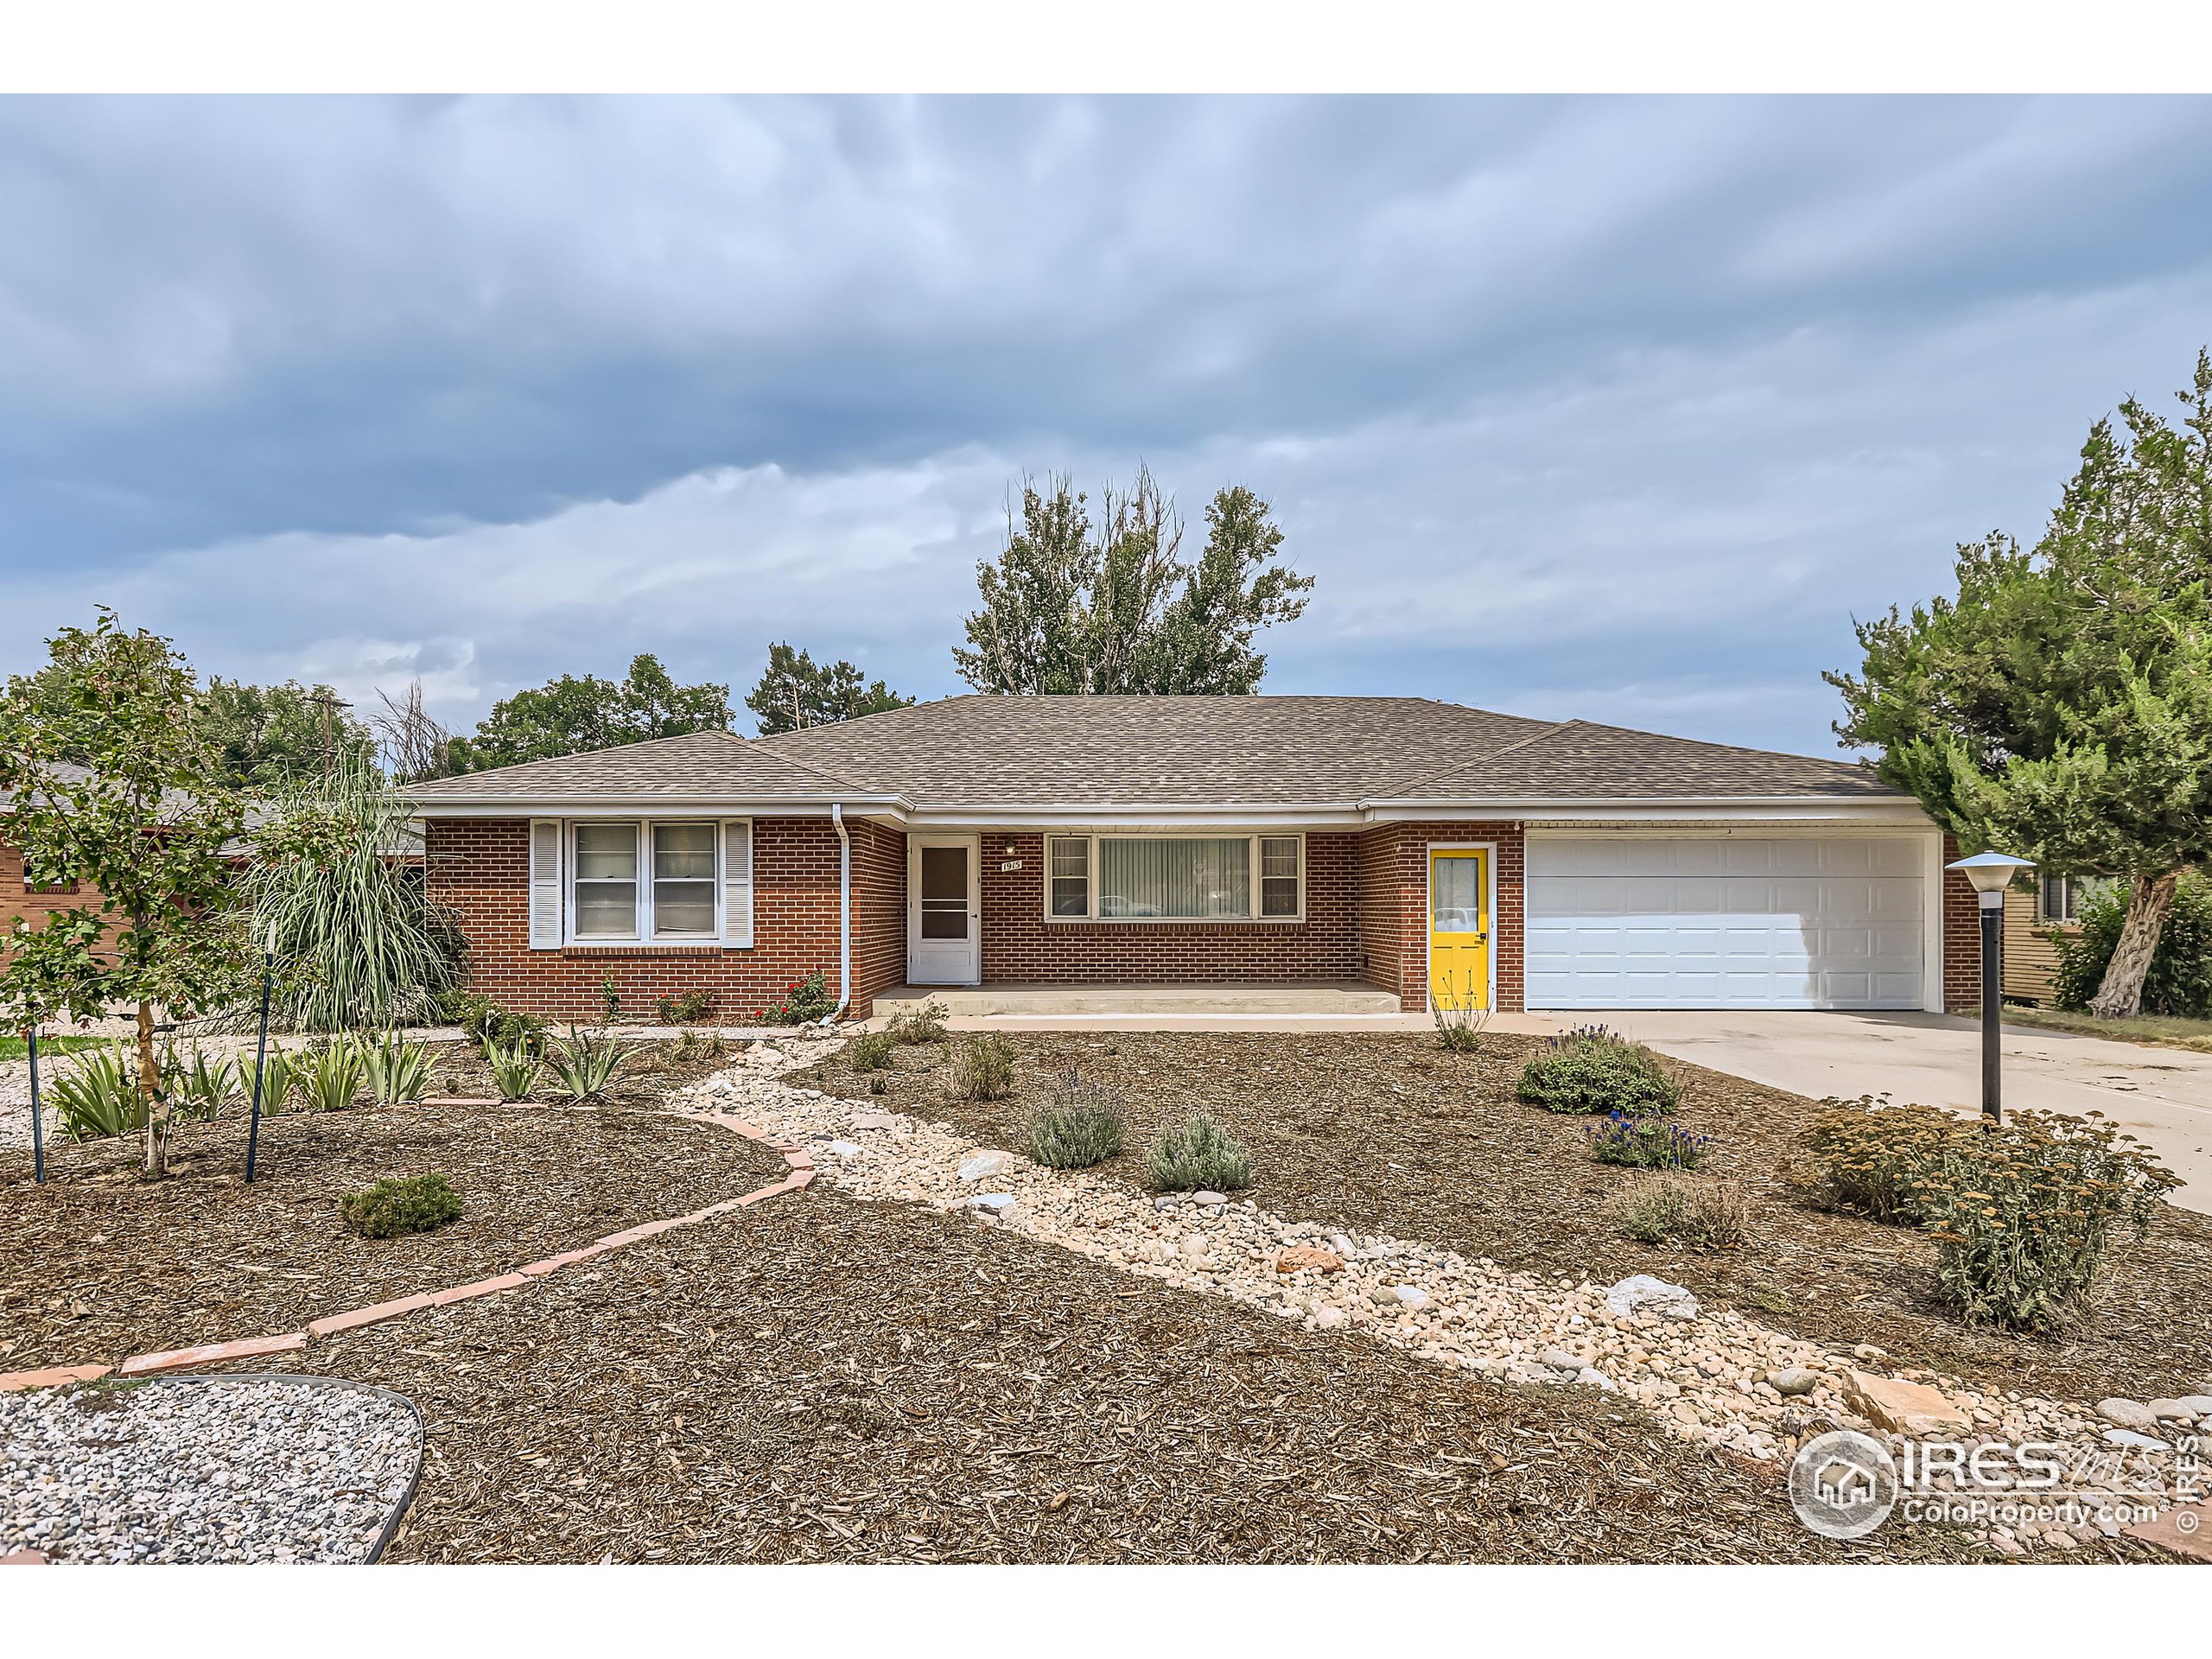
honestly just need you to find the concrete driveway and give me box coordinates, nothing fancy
[1608,1009,2212,1215]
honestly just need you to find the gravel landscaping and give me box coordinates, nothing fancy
[0,1092,785,1373]
[2,1376,421,1562]
[793,1031,2212,1408]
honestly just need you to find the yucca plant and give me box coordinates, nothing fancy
[170,1045,245,1123]
[359,1029,433,1103]
[297,1040,366,1113]
[234,753,463,1033]
[486,1038,543,1102]
[248,1047,302,1116]
[48,1041,149,1141]
[545,1025,627,1103]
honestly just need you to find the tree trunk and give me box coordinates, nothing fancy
[137,999,169,1178]
[2087,872,2180,1020]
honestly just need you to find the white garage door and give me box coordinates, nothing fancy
[1525,836,1926,1010]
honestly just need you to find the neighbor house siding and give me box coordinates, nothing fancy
[427,815,900,1021]
[1,840,92,946]
[972,830,1362,986]
[1355,821,1526,1013]
[2000,885,2067,1005]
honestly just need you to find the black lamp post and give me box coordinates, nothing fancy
[1947,850,2035,1126]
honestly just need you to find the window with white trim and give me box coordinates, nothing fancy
[567,820,725,942]
[1043,834,1302,922]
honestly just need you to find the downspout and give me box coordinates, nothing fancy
[829,804,852,1023]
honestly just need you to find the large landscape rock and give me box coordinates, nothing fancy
[2098,1398,2162,1433]
[1845,1370,1970,1436]
[1274,1246,1344,1274]
[1603,1275,1700,1322]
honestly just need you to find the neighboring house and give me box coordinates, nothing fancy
[2001,873,2087,1006]
[408,695,1984,1021]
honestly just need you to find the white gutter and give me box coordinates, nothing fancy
[829,804,852,1024]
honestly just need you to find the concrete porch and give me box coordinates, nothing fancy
[870,981,1408,1022]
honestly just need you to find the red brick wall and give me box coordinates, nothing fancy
[429,816,903,1022]
[1355,822,1527,1013]
[1941,831,1982,1012]
[973,830,1362,985]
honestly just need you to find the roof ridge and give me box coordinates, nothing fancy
[734,727,880,791]
[1378,719,1579,798]
[1546,719,1875,772]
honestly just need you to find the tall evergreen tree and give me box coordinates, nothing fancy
[1830,349,2212,1018]
[953,469,1312,696]
[746,643,912,736]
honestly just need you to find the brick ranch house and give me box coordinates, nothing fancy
[407,695,1983,1022]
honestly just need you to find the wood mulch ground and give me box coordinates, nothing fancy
[285,1185,1993,1564]
[794,1031,2212,1408]
[0,1077,784,1374]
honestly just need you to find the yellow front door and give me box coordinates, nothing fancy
[1428,849,1491,1012]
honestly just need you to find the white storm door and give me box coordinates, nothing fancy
[909,835,981,984]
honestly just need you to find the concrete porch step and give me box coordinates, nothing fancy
[872,982,1404,1017]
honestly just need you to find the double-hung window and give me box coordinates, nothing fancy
[568,821,722,941]
[1044,834,1303,922]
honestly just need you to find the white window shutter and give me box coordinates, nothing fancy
[721,819,753,949]
[529,819,563,949]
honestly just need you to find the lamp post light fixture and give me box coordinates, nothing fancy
[1948,850,2037,1126]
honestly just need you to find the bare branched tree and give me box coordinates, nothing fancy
[373,680,462,781]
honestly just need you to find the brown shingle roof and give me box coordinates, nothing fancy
[403,696,1902,809]
[1378,720,1894,801]
[406,728,874,801]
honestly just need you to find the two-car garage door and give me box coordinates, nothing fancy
[1525,836,1929,1010]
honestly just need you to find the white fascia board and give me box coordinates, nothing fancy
[906,803,1366,831]
[1367,798,1929,825]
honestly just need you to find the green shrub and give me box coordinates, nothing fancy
[1589,1110,1707,1169]
[451,994,547,1057]
[340,1173,462,1239]
[763,971,837,1026]
[885,999,950,1045]
[1614,1178,1747,1249]
[1516,1027,1681,1115]
[948,1034,1016,1102]
[656,988,716,1025]
[1027,1069,1125,1168]
[1147,1113,1252,1192]
[848,1031,896,1073]
[2050,873,2212,1017]
[1805,1098,2177,1332]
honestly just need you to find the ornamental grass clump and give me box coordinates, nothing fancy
[486,1038,543,1102]
[948,1034,1016,1103]
[1613,1177,1747,1249]
[1589,1109,1707,1170]
[1803,1098,2177,1332]
[847,1031,896,1073]
[885,999,950,1045]
[546,1025,627,1103]
[359,1029,433,1104]
[1147,1113,1252,1192]
[1027,1069,1125,1169]
[1516,1026,1681,1115]
[340,1173,462,1239]
[297,1039,365,1113]
[48,1042,147,1141]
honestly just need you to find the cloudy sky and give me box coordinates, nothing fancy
[4,94,2210,757]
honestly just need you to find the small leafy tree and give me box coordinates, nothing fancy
[1830,349,2212,1017]
[450,653,731,771]
[0,612,251,1175]
[953,469,1313,695]
[746,643,912,735]
[5,664,373,785]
